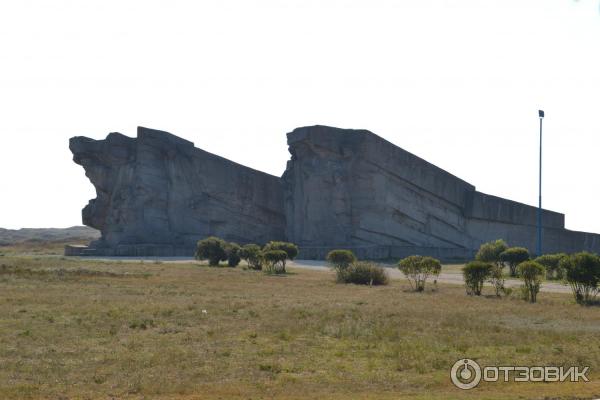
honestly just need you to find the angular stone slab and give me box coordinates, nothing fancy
[282,125,600,256]
[70,125,600,258]
[70,127,285,256]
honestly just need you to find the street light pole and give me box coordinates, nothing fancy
[537,109,544,256]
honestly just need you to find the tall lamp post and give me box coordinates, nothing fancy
[537,109,544,256]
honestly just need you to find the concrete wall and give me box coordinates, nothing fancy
[70,127,286,256]
[71,124,600,258]
[282,125,600,257]
[282,126,475,249]
[465,191,564,229]
[298,246,475,262]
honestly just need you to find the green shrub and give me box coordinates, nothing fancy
[535,253,567,280]
[263,241,299,270]
[195,237,227,266]
[398,255,441,292]
[517,261,545,303]
[337,261,388,286]
[500,247,530,277]
[560,252,600,305]
[224,242,241,267]
[239,244,263,270]
[263,241,299,259]
[326,250,357,272]
[488,264,507,297]
[475,239,508,266]
[263,250,288,274]
[462,261,492,296]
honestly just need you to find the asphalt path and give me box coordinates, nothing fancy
[87,256,572,294]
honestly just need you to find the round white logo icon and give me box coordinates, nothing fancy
[451,358,482,390]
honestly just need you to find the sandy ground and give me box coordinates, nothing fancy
[86,256,572,294]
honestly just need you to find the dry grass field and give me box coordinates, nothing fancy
[1,249,600,399]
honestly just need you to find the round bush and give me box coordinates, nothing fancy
[517,261,545,303]
[263,241,299,260]
[337,261,388,286]
[224,242,241,267]
[560,252,600,304]
[462,261,492,296]
[475,239,508,264]
[500,247,530,277]
[239,244,263,270]
[535,253,567,280]
[195,236,227,266]
[263,250,288,274]
[326,250,357,271]
[398,255,441,292]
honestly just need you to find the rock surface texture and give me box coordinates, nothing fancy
[283,126,600,259]
[70,125,600,258]
[70,127,285,256]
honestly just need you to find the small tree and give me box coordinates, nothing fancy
[239,244,263,270]
[195,236,227,266]
[398,255,442,292]
[535,253,567,280]
[475,239,508,266]
[500,247,530,277]
[462,261,492,296]
[263,241,299,271]
[263,250,288,274]
[326,250,357,273]
[488,264,506,297]
[561,252,600,305]
[517,261,545,303]
[224,242,241,267]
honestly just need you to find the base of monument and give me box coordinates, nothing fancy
[65,243,474,262]
[64,244,196,257]
[297,246,475,262]
[64,245,92,256]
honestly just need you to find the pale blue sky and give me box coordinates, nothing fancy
[1,0,599,233]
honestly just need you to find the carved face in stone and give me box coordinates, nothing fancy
[70,133,136,240]
[70,128,287,251]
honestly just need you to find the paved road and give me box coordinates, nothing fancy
[288,260,572,294]
[87,256,572,294]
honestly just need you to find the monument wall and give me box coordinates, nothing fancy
[70,127,285,256]
[70,125,600,259]
[281,126,596,259]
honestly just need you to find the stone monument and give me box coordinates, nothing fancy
[69,125,600,259]
[69,127,285,256]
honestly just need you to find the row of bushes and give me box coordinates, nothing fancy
[196,242,437,288]
[466,239,600,304]
[194,237,298,274]
[326,250,444,289]
[462,260,541,301]
[239,242,299,274]
[326,241,600,306]
[475,239,568,280]
[325,250,443,289]
[197,237,600,305]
